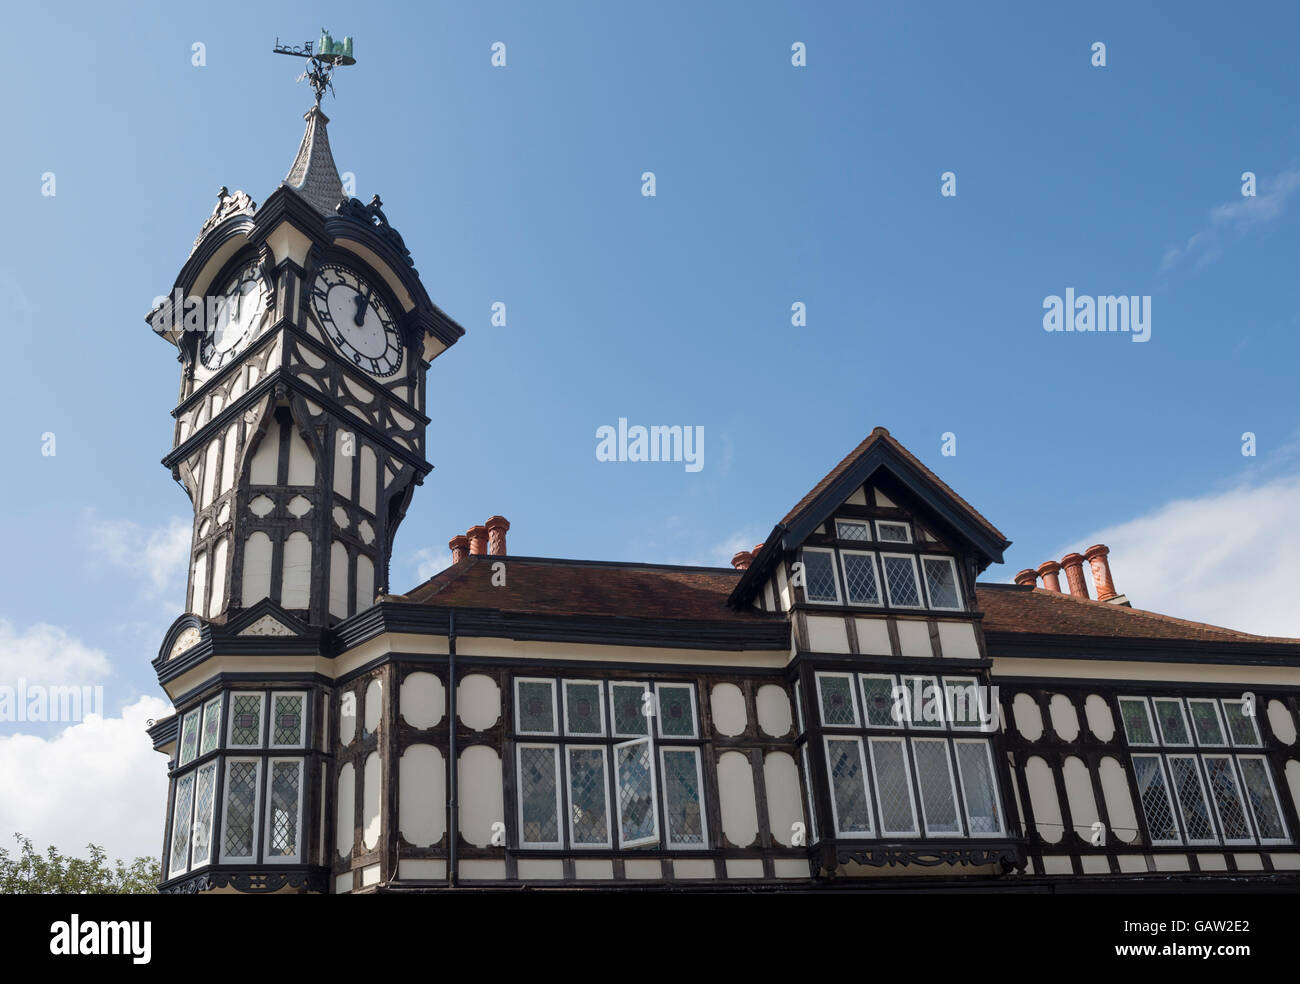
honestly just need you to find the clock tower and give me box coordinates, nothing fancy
[148,43,464,892]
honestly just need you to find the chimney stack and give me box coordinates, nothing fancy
[467,525,488,556]
[486,515,510,556]
[1060,553,1089,599]
[751,543,765,558]
[1014,569,1038,588]
[449,534,469,564]
[1084,543,1118,602]
[1037,560,1062,593]
[732,550,754,571]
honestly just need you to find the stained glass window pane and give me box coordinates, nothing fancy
[825,738,872,834]
[1167,755,1215,842]
[944,679,986,730]
[223,760,259,858]
[876,521,911,543]
[1119,698,1154,745]
[1132,754,1179,843]
[1188,699,1226,746]
[1223,701,1261,746]
[655,683,697,738]
[517,745,560,846]
[610,682,650,737]
[836,521,870,541]
[272,694,305,746]
[661,748,705,847]
[803,550,839,603]
[191,762,218,868]
[563,681,604,736]
[842,552,881,605]
[615,739,657,847]
[267,760,302,858]
[859,675,898,727]
[817,674,857,727]
[567,747,610,846]
[178,710,200,766]
[1238,757,1286,841]
[1153,699,1191,746]
[229,693,264,747]
[903,676,944,729]
[1204,756,1252,841]
[955,741,1003,834]
[168,773,195,877]
[515,680,556,735]
[882,555,921,607]
[912,739,961,834]
[922,557,961,610]
[869,738,917,835]
[199,696,222,756]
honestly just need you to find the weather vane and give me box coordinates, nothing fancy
[273,28,356,107]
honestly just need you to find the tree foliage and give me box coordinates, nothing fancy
[0,834,159,894]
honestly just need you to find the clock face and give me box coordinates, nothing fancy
[310,264,404,378]
[199,263,269,370]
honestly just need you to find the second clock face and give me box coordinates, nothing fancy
[310,264,404,378]
[200,262,269,371]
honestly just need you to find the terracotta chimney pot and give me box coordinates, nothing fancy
[448,535,470,564]
[1014,569,1038,588]
[486,515,511,556]
[1060,553,1090,598]
[751,543,765,557]
[467,525,488,556]
[732,550,754,571]
[1084,543,1117,601]
[1037,560,1062,593]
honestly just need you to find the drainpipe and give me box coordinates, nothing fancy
[447,608,458,888]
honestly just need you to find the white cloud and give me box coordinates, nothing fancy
[85,512,191,598]
[410,547,453,583]
[1161,167,1300,271]
[1053,473,1300,638]
[676,529,764,568]
[0,695,171,861]
[0,620,111,687]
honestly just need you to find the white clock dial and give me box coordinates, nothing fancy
[310,264,404,377]
[200,263,269,370]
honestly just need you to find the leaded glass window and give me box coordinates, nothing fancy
[835,520,870,541]
[178,710,200,767]
[1204,755,1253,842]
[1237,756,1288,842]
[222,758,260,860]
[875,521,912,543]
[660,747,706,847]
[1119,697,1156,745]
[944,678,987,730]
[912,738,961,835]
[869,737,918,836]
[841,551,882,605]
[228,693,264,747]
[168,772,195,877]
[563,681,604,736]
[1223,700,1261,746]
[817,673,859,727]
[881,554,922,608]
[517,745,562,847]
[901,675,944,729]
[825,737,873,835]
[801,548,840,604]
[191,761,218,869]
[610,682,650,738]
[1132,755,1180,844]
[1167,754,1215,843]
[1188,699,1227,746]
[954,740,1003,835]
[567,746,611,847]
[515,678,557,736]
[859,674,899,727]
[655,683,698,739]
[614,738,658,847]
[266,759,303,859]
[921,556,962,611]
[199,696,222,756]
[270,693,305,747]
[1153,698,1192,746]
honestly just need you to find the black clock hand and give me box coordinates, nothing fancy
[353,286,372,326]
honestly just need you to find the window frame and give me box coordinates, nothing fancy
[1222,699,1262,747]
[834,519,872,542]
[654,681,700,740]
[1131,753,1182,846]
[565,744,613,849]
[823,735,875,839]
[264,756,306,862]
[879,552,924,609]
[1201,753,1256,846]
[910,737,964,836]
[800,546,842,605]
[219,756,264,864]
[1187,698,1228,747]
[868,736,921,837]
[815,671,861,728]
[839,548,884,607]
[562,679,607,737]
[167,771,197,878]
[952,738,1006,837]
[1151,697,1193,748]
[874,520,913,544]
[268,690,309,750]
[609,680,652,739]
[613,736,660,849]
[226,691,266,749]
[1235,754,1290,845]
[919,554,964,612]
[659,745,708,849]
[1118,696,1158,747]
[1164,753,1218,846]
[514,677,559,737]
[515,742,565,849]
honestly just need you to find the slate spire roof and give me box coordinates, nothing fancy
[283,105,347,217]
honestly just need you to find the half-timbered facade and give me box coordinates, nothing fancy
[147,98,1300,895]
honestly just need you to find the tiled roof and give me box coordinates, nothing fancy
[397,557,1300,645]
[778,427,1008,544]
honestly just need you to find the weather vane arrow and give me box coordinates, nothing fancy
[273,29,356,106]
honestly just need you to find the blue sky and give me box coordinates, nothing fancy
[2,1,1300,856]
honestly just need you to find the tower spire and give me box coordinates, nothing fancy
[283,106,346,216]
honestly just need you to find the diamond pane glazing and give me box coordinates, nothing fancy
[656,684,696,738]
[912,740,960,833]
[1119,699,1154,744]
[1224,702,1260,746]
[567,748,609,845]
[169,773,195,876]
[273,694,304,746]
[191,762,217,867]
[1153,699,1191,745]
[903,676,944,729]
[882,556,920,607]
[842,553,881,604]
[1133,755,1178,842]
[199,697,222,756]
[922,558,960,609]
[826,738,872,834]
[611,683,649,737]
[818,675,857,726]
[178,711,200,766]
[803,551,838,602]
[835,521,870,541]
[1168,756,1215,841]
[1189,700,1225,745]
[616,740,657,845]
[516,680,556,734]
[268,761,302,857]
[944,681,985,729]
[860,676,898,727]
[869,738,916,834]
[876,522,910,543]
[1238,758,1285,840]
[1204,756,1252,840]
[956,742,1002,834]
[223,760,258,857]
[518,745,560,845]
[661,748,705,846]
[564,682,603,736]
[230,694,263,746]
